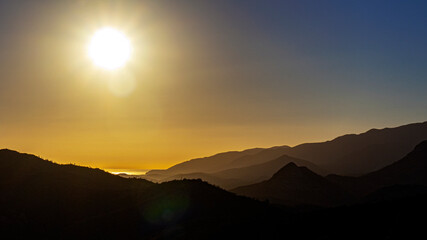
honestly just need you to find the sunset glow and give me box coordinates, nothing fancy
[1,1,427,171]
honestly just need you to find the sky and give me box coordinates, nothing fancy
[1,0,427,170]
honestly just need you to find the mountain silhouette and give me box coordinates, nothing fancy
[143,154,323,190]
[0,149,294,239]
[232,162,353,207]
[158,172,247,190]
[283,121,427,175]
[146,147,265,179]
[213,154,325,189]
[143,146,309,189]
[233,140,427,207]
[327,140,427,196]
[145,121,427,183]
[2,147,427,239]
[362,140,427,185]
[228,146,293,168]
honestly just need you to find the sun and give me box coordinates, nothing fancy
[88,27,132,70]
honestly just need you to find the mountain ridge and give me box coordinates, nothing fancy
[145,121,427,179]
[147,147,267,177]
[327,140,427,195]
[233,140,427,207]
[2,142,427,238]
[0,148,293,239]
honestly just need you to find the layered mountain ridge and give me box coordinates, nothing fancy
[232,140,427,207]
[141,121,427,190]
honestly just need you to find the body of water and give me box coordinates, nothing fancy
[105,169,150,176]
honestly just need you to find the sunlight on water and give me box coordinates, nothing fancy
[105,169,149,176]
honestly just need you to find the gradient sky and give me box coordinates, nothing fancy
[1,0,427,170]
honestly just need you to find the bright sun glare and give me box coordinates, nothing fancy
[88,27,132,70]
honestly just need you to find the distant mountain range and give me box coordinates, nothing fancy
[142,121,427,189]
[279,121,427,175]
[148,147,266,175]
[232,140,427,207]
[149,154,324,190]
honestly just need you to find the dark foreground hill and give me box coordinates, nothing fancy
[0,149,291,239]
[2,148,427,239]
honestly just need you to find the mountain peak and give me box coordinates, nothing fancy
[271,162,319,181]
[232,162,352,207]
[285,161,297,167]
[274,162,299,173]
